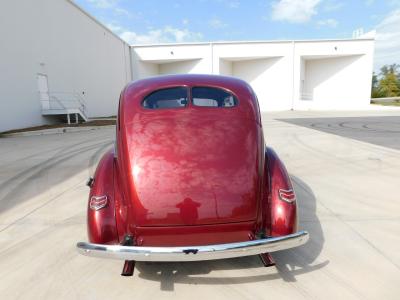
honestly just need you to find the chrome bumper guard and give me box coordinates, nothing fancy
[76,231,309,262]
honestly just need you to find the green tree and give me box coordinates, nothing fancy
[371,72,383,98]
[379,72,400,97]
[380,64,400,77]
[372,72,378,89]
[373,64,400,98]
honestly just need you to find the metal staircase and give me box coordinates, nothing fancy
[41,92,88,124]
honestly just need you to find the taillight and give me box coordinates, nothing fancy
[89,195,108,210]
[278,189,296,204]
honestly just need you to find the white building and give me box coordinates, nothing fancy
[0,0,375,132]
[132,39,375,111]
[0,0,131,132]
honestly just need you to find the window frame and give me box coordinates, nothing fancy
[140,85,239,110]
[191,86,239,109]
[141,86,190,110]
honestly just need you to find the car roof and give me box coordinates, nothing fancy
[125,74,250,92]
[120,74,260,123]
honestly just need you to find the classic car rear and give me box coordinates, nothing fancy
[77,74,309,276]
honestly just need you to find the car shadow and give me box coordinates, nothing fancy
[135,175,328,291]
[273,175,328,282]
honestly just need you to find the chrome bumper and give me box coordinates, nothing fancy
[76,231,309,262]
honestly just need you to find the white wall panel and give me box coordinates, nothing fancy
[159,59,203,75]
[132,39,374,112]
[0,0,131,132]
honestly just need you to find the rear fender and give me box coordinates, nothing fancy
[265,147,298,237]
[87,150,119,244]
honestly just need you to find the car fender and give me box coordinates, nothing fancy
[265,147,298,237]
[87,149,119,244]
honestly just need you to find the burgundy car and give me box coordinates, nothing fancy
[77,74,309,276]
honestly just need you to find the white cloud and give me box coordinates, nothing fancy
[374,9,400,69]
[105,22,123,32]
[87,0,117,9]
[271,0,321,23]
[119,26,203,45]
[208,18,228,29]
[86,0,132,17]
[323,1,344,12]
[317,18,338,28]
[113,7,131,16]
[182,18,189,25]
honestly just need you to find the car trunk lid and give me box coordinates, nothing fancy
[124,109,262,226]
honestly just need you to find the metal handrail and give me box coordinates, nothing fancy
[48,92,87,117]
[51,92,87,105]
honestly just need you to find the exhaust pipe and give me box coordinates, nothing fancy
[121,235,135,276]
[259,252,275,267]
[121,260,135,276]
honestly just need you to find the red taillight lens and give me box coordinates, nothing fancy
[278,189,296,203]
[89,195,108,210]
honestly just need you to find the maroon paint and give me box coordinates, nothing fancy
[134,221,255,247]
[87,150,119,244]
[265,147,298,236]
[87,74,297,247]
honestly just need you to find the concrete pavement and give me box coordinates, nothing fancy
[279,116,400,150]
[0,111,400,299]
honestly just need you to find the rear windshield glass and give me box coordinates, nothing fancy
[192,87,237,107]
[142,87,188,109]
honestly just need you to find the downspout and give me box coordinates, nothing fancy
[291,40,295,110]
[123,44,129,83]
[128,46,134,82]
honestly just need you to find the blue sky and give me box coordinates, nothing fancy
[74,0,400,70]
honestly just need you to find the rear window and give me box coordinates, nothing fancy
[192,87,237,107]
[142,87,188,109]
